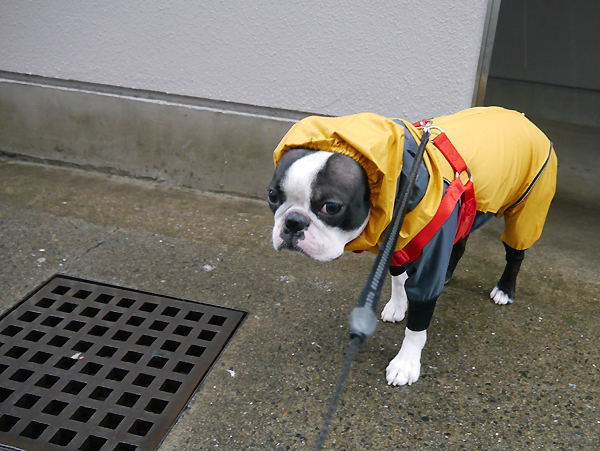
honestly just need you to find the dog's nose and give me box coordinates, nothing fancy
[283,212,310,236]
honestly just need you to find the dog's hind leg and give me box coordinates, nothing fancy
[445,211,497,284]
[445,235,469,284]
[490,242,525,305]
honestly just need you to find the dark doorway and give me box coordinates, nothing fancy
[484,0,600,127]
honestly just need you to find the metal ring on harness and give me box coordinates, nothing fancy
[457,167,473,183]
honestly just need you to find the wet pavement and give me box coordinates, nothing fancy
[0,118,598,450]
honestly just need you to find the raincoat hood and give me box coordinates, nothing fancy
[273,113,447,254]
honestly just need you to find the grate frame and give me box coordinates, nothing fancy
[0,274,246,451]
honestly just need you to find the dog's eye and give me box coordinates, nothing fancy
[268,189,279,204]
[320,202,342,215]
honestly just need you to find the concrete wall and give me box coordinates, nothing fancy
[0,78,293,199]
[0,1,491,197]
[0,0,488,119]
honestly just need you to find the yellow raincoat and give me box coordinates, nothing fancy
[273,107,557,253]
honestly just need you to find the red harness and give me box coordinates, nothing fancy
[390,121,477,266]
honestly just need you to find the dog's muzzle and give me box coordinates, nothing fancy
[280,211,310,244]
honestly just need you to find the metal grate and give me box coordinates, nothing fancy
[0,275,246,451]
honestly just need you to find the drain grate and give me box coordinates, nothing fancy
[0,275,246,451]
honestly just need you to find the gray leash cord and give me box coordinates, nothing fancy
[314,335,361,451]
[314,126,431,450]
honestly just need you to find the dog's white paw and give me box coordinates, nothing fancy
[386,329,426,386]
[490,286,514,305]
[381,299,407,322]
[382,272,409,322]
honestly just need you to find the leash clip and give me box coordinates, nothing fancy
[417,120,445,139]
[417,120,471,182]
[418,120,445,135]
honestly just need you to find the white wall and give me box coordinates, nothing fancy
[0,0,488,119]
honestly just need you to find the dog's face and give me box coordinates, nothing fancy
[268,149,370,261]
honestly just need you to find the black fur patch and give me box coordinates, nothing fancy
[310,153,370,231]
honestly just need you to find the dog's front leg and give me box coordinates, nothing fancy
[386,328,426,385]
[386,298,437,386]
[381,271,409,322]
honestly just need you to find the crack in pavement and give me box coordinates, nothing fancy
[64,227,119,270]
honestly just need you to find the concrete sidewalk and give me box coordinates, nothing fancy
[1,119,599,450]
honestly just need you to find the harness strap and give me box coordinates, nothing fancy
[391,122,477,266]
[432,131,468,174]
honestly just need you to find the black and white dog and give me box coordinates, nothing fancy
[268,108,556,385]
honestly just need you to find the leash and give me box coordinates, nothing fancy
[314,124,431,450]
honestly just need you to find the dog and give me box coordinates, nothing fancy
[268,107,557,386]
